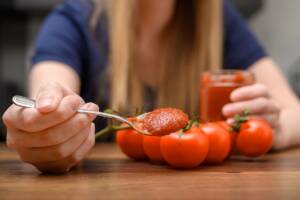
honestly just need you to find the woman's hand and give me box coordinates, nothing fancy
[2,82,99,173]
[222,83,285,150]
[222,83,287,149]
[222,83,281,128]
[222,59,300,150]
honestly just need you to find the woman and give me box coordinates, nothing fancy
[2,0,300,173]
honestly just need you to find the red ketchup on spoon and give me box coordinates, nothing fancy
[130,108,189,136]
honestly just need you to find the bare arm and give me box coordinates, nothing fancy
[250,58,300,149]
[29,61,81,98]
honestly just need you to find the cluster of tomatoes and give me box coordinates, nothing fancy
[116,117,273,169]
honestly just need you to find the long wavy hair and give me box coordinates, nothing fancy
[91,0,223,116]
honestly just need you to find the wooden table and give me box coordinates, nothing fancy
[1,143,300,200]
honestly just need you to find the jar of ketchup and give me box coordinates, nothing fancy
[200,70,255,122]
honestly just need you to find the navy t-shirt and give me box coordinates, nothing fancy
[31,0,266,131]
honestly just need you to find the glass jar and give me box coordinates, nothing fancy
[200,70,255,122]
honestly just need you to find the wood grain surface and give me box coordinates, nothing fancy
[0,143,300,200]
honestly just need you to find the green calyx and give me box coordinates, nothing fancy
[178,129,184,139]
[230,109,250,132]
[178,119,199,139]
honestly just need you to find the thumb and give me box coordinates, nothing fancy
[35,82,67,113]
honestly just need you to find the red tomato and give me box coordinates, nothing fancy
[236,118,273,157]
[217,121,238,156]
[200,123,231,164]
[143,135,164,163]
[160,126,209,169]
[116,129,147,160]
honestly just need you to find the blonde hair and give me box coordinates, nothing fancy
[92,0,223,116]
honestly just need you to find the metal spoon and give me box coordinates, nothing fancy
[12,95,150,135]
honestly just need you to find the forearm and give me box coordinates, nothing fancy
[28,61,81,98]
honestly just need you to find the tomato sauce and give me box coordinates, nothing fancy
[200,70,254,122]
[140,108,189,136]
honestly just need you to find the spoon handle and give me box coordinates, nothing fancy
[12,95,133,126]
[76,109,132,125]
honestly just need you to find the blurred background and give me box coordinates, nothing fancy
[0,0,300,140]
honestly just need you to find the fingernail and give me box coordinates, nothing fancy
[91,123,95,132]
[84,103,98,121]
[86,103,94,110]
[230,93,235,101]
[69,96,81,111]
[80,103,90,109]
[222,105,230,115]
[226,118,234,125]
[38,96,54,108]
[81,103,98,110]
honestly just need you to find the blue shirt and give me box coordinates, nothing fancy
[31,0,266,131]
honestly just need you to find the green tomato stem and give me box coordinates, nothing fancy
[95,124,131,141]
[183,119,198,132]
[230,109,251,132]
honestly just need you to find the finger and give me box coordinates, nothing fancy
[71,123,95,165]
[7,95,83,132]
[230,83,269,102]
[248,114,279,129]
[35,82,75,113]
[8,103,99,148]
[222,97,280,118]
[226,118,235,125]
[32,123,95,174]
[16,123,92,163]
